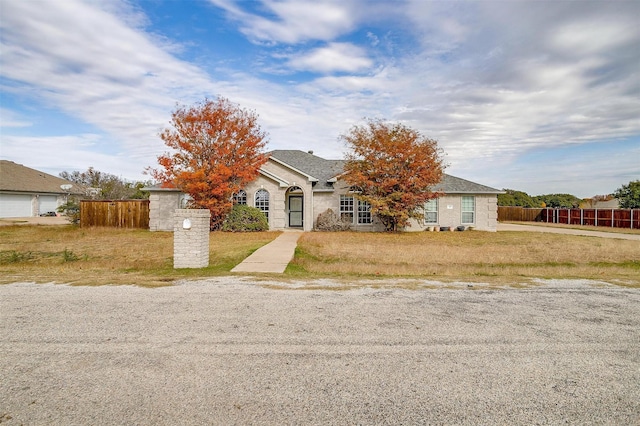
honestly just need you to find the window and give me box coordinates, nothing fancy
[233,190,247,205]
[340,195,371,225]
[425,198,438,224]
[357,200,372,224]
[340,195,354,223]
[179,194,192,208]
[255,189,269,221]
[461,196,475,224]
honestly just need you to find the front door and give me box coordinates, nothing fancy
[289,195,303,228]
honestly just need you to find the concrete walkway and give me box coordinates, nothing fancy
[231,230,303,273]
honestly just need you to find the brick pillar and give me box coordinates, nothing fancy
[173,209,210,269]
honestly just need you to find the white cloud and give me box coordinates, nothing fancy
[287,43,373,73]
[366,32,379,47]
[0,134,149,180]
[0,109,32,128]
[209,0,357,44]
[1,0,638,197]
[388,0,640,179]
[552,18,637,56]
[0,0,215,164]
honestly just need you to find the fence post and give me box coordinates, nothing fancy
[611,209,614,228]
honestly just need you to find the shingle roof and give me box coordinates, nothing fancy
[433,174,502,194]
[0,160,84,194]
[269,150,346,190]
[268,150,501,194]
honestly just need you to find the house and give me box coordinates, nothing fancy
[0,160,84,218]
[146,150,502,232]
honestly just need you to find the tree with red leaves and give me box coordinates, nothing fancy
[341,119,445,232]
[149,97,268,229]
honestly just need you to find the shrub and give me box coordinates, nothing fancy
[62,248,79,262]
[221,204,269,232]
[57,200,80,224]
[315,208,351,231]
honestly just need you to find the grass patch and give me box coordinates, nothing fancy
[288,231,640,285]
[0,226,280,287]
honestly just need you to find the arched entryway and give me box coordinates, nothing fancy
[286,186,304,228]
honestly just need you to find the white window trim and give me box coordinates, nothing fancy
[425,198,438,224]
[255,189,270,222]
[233,190,247,205]
[357,200,372,225]
[340,195,355,224]
[339,195,372,225]
[461,196,475,224]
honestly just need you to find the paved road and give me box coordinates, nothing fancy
[1,278,638,425]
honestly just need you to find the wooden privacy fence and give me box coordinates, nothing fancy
[80,200,150,229]
[498,206,544,222]
[499,206,639,229]
[540,208,639,229]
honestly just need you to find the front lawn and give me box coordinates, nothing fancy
[0,226,279,286]
[288,231,640,285]
[1,226,638,287]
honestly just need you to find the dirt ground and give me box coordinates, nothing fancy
[0,216,69,226]
[1,278,638,425]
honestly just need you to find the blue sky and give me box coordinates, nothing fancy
[1,0,638,198]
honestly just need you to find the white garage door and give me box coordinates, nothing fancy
[0,193,32,217]
[39,195,58,215]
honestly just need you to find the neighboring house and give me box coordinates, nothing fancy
[591,199,620,209]
[0,160,83,218]
[146,150,502,232]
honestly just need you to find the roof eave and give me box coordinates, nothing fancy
[259,168,290,188]
[441,190,505,195]
[268,156,319,183]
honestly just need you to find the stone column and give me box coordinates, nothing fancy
[173,209,210,269]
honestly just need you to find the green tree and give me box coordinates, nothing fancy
[613,180,640,208]
[533,193,581,208]
[59,168,151,200]
[498,189,537,207]
[341,118,445,232]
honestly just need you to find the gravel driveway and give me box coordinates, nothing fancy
[1,278,639,425]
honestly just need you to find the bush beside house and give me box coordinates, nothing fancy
[221,205,269,232]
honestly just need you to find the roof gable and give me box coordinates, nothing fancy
[268,150,345,190]
[0,161,83,194]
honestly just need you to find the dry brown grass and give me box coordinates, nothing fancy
[2,225,638,287]
[0,226,280,286]
[289,231,640,285]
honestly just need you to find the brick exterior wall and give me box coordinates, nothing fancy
[406,194,498,232]
[244,160,315,231]
[149,191,182,231]
[173,209,210,269]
